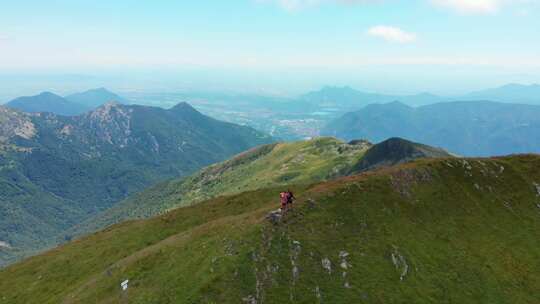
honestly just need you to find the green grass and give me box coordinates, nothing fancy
[1,155,539,303]
[69,137,371,238]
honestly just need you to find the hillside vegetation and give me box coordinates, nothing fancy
[0,102,271,266]
[1,155,539,303]
[69,137,373,237]
[71,137,452,240]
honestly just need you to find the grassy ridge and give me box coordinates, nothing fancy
[69,137,372,237]
[1,155,539,303]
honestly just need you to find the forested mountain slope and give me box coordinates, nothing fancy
[0,103,271,266]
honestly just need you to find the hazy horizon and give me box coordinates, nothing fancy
[1,0,539,99]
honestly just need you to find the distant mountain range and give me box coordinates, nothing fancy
[461,83,540,104]
[3,83,539,141]
[322,101,540,156]
[5,88,129,116]
[6,92,89,116]
[299,83,540,110]
[299,86,446,109]
[0,102,271,266]
[65,87,129,108]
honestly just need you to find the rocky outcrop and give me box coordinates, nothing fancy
[78,102,133,146]
[266,209,283,225]
[391,247,409,281]
[0,107,36,142]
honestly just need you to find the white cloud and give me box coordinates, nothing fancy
[431,0,540,14]
[261,0,539,14]
[257,0,382,11]
[256,0,319,11]
[367,26,417,43]
[431,0,500,14]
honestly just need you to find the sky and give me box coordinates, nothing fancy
[1,0,539,96]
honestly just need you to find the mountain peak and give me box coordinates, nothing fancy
[388,100,408,106]
[169,102,205,119]
[350,137,452,173]
[102,100,122,107]
[500,83,540,89]
[37,91,62,98]
[6,91,88,116]
[364,100,410,110]
[171,102,196,111]
[65,88,128,108]
[89,100,125,116]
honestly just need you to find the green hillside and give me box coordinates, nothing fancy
[69,137,373,237]
[1,155,539,303]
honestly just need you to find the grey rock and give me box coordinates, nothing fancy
[339,251,349,259]
[391,247,409,281]
[266,209,283,224]
[322,258,332,274]
[314,286,322,299]
[242,295,257,304]
[292,265,300,281]
[307,198,317,209]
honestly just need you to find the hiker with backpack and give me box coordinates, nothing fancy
[279,190,296,213]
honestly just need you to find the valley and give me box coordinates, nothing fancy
[0,102,271,266]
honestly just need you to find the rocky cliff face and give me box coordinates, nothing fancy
[74,102,133,147]
[0,107,36,142]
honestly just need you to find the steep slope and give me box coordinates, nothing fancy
[0,103,271,266]
[6,92,89,116]
[69,138,373,236]
[1,155,539,303]
[65,88,129,108]
[350,137,453,173]
[322,100,540,156]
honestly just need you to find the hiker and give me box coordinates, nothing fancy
[280,191,289,212]
[286,189,295,210]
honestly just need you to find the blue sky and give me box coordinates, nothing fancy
[1,0,539,95]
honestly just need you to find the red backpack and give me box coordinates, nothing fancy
[280,192,288,205]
